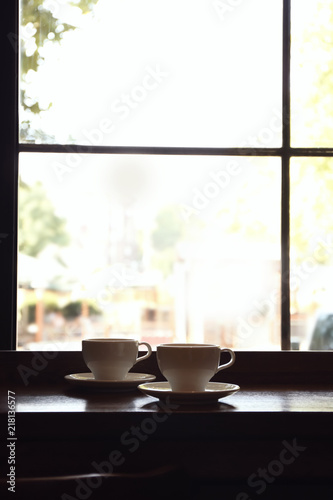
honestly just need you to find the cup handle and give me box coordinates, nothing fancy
[216,348,235,372]
[135,341,152,363]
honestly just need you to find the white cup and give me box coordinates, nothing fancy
[82,338,152,380]
[156,343,235,392]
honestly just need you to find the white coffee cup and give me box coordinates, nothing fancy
[156,343,235,392]
[82,338,152,380]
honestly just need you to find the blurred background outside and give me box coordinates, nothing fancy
[17,0,333,350]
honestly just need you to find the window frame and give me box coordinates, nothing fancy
[1,0,18,350]
[2,0,333,350]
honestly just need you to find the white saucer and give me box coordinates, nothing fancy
[138,381,240,404]
[65,372,156,391]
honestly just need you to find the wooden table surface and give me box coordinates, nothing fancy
[1,381,332,441]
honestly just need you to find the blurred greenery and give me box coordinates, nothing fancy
[151,206,205,276]
[290,2,333,265]
[18,178,70,257]
[21,0,99,81]
[61,300,102,319]
[20,0,99,140]
[152,206,186,252]
[151,206,186,276]
[21,298,101,322]
[22,297,60,323]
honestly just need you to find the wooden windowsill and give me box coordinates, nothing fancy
[1,350,332,441]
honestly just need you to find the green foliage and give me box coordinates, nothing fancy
[302,4,333,145]
[150,206,187,276]
[61,300,102,319]
[291,157,333,265]
[22,297,60,322]
[151,247,177,277]
[151,205,206,276]
[21,1,75,79]
[21,0,99,78]
[290,4,333,265]
[20,0,99,138]
[44,301,61,313]
[18,178,70,257]
[151,206,186,251]
[27,303,36,323]
[61,301,82,319]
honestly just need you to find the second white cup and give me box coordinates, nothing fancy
[82,338,152,380]
[156,343,235,392]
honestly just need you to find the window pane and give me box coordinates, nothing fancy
[19,0,282,147]
[290,157,333,350]
[18,153,281,350]
[291,0,333,147]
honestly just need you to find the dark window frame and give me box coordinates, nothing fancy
[2,0,333,350]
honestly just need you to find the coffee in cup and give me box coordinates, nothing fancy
[82,338,152,380]
[156,343,235,391]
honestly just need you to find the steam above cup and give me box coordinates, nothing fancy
[156,343,235,392]
[82,338,152,380]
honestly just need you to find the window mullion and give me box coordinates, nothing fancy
[281,0,291,350]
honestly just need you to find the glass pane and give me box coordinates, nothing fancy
[19,0,282,147]
[291,0,333,147]
[18,153,281,350]
[290,157,333,350]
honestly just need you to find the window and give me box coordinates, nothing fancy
[2,0,333,350]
